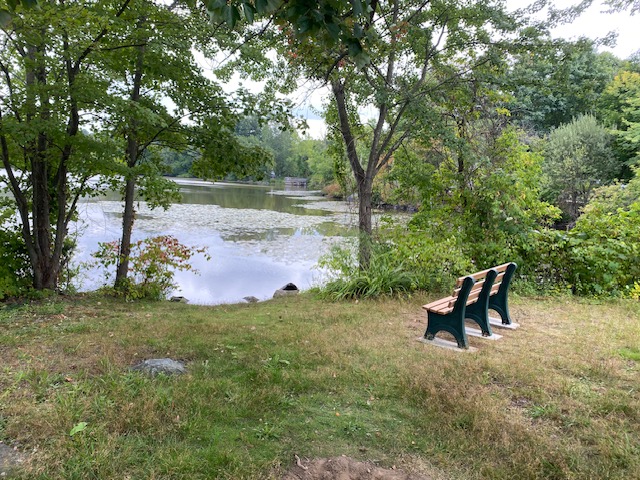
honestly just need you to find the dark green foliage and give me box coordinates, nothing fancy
[0,216,31,300]
[158,148,198,177]
[401,127,559,268]
[520,171,640,296]
[380,227,474,293]
[231,118,328,181]
[598,70,640,173]
[543,114,619,223]
[208,0,373,67]
[508,39,620,134]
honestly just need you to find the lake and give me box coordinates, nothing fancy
[72,180,357,305]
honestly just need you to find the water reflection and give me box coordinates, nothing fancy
[73,181,355,304]
[178,181,331,216]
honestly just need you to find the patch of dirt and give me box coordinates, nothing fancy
[0,442,27,477]
[282,456,432,480]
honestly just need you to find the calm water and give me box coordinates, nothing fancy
[72,180,356,304]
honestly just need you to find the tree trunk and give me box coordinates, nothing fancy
[330,79,375,268]
[27,41,59,291]
[357,178,373,268]
[115,175,137,289]
[114,18,146,290]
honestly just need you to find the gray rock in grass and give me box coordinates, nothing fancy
[0,442,27,477]
[130,358,186,376]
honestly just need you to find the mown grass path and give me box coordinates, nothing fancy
[1,294,639,479]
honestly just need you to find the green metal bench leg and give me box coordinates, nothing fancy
[488,262,517,325]
[425,310,469,348]
[424,277,475,349]
[465,269,498,336]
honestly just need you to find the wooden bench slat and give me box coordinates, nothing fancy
[466,289,482,303]
[453,278,488,297]
[422,296,455,311]
[456,262,511,284]
[456,273,499,289]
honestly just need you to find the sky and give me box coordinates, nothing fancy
[519,0,638,59]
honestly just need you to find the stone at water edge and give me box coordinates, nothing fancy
[273,283,299,298]
[169,296,189,303]
[130,358,186,376]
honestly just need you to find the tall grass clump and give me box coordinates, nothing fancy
[317,240,417,299]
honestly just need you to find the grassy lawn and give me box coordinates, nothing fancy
[1,293,639,479]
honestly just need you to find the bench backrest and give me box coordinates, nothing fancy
[453,267,498,304]
[433,269,497,314]
[454,263,512,299]
[424,263,517,315]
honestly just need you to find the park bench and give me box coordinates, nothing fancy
[422,262,517,349]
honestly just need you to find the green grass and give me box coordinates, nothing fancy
[0,293,639,479]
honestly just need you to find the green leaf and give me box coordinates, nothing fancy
[22,0,38,7]
[243,3,256,23]
[352,0,364,16]
[325,20,340,40]
[297,17,312,34]
[208,0,226,9]
[255,0,268,14]
[353,23,364,39]
[69,422,88,437]
[225,5,241,28]
[354,51,370,69]
[266,0,280,12]
[346,39,362,57]
[0,9,11,27]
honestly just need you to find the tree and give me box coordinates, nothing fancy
[0,0,276,293]
[98,0,273,291]
[604,0,640,15]
[507,38,620,134]
[268,0,520,267]
[0,0,125,290]
[294,138,330,187]
[598,70,640,171]
[542,114,618,223]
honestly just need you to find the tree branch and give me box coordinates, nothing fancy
[73,0,133,73]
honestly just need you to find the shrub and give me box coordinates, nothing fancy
[382,226,474,292]
[0,206,32,300]
[91,235,209,300]
[518,173,640,296]
[568,193,640,296]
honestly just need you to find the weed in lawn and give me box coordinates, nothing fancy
[253,421,281,441]
[618,347,640,361]
[342,420,363,437]
[0,335,16,347]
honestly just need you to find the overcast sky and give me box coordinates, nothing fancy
[518,0,638,59]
